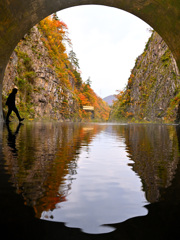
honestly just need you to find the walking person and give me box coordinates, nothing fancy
[6,88,24,123]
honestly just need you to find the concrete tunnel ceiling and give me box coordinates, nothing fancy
[0,0,180,120]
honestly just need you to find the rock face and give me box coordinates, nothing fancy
[111,31,180,122]
[2,26,78,120]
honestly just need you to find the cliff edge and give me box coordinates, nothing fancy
[111,31,180,123]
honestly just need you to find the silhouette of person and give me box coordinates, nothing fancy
[6,88,24,122]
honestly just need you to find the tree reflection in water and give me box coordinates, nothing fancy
[3,122,105,218]
[1,122,180,239]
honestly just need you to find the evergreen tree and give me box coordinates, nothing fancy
[69,50,80,69]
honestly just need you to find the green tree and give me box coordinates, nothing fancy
[52,13,59,21]
[69,50,80,69]
[73,69,82,89]
[86,77,91,87]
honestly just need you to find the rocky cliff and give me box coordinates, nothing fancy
[111,31,180,123]
[3,26,75,120]
[2,16,110,121]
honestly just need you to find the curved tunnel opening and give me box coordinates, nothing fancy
[2,4,179,123]
[1,4,180,236]
[1,2,180,238]
[2,5,153,122]
[1,1,180,121]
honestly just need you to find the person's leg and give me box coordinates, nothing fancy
[6,107,12,122]
[13,107,24,121]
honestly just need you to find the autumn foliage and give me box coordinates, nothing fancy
[39,14,110,121]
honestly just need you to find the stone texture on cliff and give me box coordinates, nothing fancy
[111,31,180,122]
[2,26,77,120]
[131,32,180,121]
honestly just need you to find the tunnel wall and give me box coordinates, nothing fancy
[1,0,180,121]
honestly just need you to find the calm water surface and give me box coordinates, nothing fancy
[1,122,180,235]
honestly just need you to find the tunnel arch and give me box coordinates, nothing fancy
[1,0,180,120]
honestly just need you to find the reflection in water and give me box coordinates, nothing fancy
[111,124,180,203]
[41,125,147,233]
[1,122,180,235]
[6,122,23,156]
[3,122,106,221]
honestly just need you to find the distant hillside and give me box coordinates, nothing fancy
[103,95,117,106]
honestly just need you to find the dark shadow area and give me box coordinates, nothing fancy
[0,123,180,239]
[6,122,23,156]
[5,88,24,123]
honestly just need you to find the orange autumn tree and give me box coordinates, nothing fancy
[40,13,71,88]
[78,79,110,121]
[39,14,110,121]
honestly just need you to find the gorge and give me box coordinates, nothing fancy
[2,15,110,122]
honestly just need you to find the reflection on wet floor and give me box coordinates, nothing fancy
[1,122,180,239]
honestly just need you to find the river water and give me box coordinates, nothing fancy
[1,122,180,236]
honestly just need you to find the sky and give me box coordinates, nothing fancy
[57,5,152,98]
